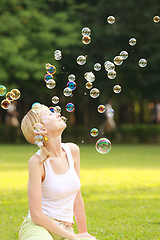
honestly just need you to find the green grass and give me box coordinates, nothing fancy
[0,144,160,240]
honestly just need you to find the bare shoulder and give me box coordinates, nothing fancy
[66,142,80,154]
[28,154,42,171]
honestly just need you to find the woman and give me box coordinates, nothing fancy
[18,104,97,240]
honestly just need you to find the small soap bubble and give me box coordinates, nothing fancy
[1,99,11,109]
[66,103,75,112]
[107,70,117,79]
[129,38,137,46]
[107,109,114,116]
[44,74,53,82]
[33,123,43,134]
[138,59,147,67]
[85,82,93,89]
[52,96,59,104]
[113,85,121,93]
[98,105,106,113]
[90,128,99,137]
[54,50,62,60]
[11,89,20,100]
[46,65,56,75]
[119,51,128,60]
[90,88,100,98]
[46,79,56,89]
[32,102,41,113]
[63,87,72,97]
[77,55,86,65]
[114,56,123,66]
[107,16,115,24]
[84,72,95,82]
[82,27,91,36]
[104,61,115,71]
[67,81,76,91]
[82,36,91,44]
[45,63,51,69]
[0,85,7,96]
[54,106,61,113]
[94,63,101,71]
[68,74,76,82]
[34,135,43,145]
[6,92,15,102]
[153,16,160,23]
[49,107,55,113]
[96,138,111,154]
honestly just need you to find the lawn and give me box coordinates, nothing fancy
[0,144,160,240]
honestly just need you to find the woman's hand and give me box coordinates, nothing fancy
[75,231,97,239]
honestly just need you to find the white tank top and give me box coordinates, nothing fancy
[28,143,81,224]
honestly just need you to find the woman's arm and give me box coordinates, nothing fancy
[28,155,76,240]
[68,143,88,233]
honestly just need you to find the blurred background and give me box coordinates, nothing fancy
[0,0,160,144]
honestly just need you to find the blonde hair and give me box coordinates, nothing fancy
[21,107,51,162]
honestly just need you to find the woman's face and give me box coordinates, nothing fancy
[39,106,66,136]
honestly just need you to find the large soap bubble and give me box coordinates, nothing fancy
[82,27,91,36]
[96,138,111,154]
[90,128,99,137]
[107,16,115,24]
[77,55,86,65]
[90,88,100,98]
[0,85,7,96]
[138,59,147,67]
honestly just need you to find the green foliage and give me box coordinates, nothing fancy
[0,144,160,239]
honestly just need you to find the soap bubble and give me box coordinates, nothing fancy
[114,56,123,66]
[34,135,43,145]
[107,16,115,24]
[49,107,55,113]
[82,27,91,36]
[107,70,116,79]
[96,138,111,154]
[113,85,121,93]
[153,16,160,23]
[68,74,76,82]
[138,59,147,67]
[90,88,100,98]
[33,123,43,134]
[0,85,7,96]
[85,82,93,89]
[97,105,106,113]
[107,109,114,116]
[1,99,11,109]
[44,74,53,82]
[94,63,101,71]
[6,92,15,102]
[63,87,72,97]
[67,81,76,91]
[46,79,56,89]
[46,65,56,75]
[77,55,86,65]
[52,96,59,104]
[11,89,20,100]
[54,50,62,60]
[82,36,91,44]
[119,51,128,60]
[45,63,51,69]
[129,38,137,46]
[90,128,99,137]
[84,72,95,82]
[66,103,75,112]
[104,61,115,71]
[54,106,61,113]
[32,102,41,113]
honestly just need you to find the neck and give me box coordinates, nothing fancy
[44,134,63,157]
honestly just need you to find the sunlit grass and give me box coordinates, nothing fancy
[0,144,160,240]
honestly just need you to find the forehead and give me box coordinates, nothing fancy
[38,106,50,115]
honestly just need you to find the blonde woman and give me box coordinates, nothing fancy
[18,104,96,240]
